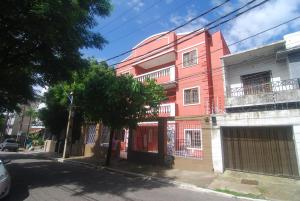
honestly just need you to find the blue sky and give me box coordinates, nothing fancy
[81,0,300,65]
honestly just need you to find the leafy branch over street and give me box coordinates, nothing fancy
[0,0,113,112]
[40,60,166,165]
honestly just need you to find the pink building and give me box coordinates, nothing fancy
[116,29,229,171]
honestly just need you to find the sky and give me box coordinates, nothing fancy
[81,0,300,65]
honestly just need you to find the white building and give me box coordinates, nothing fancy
[212,31,300,178]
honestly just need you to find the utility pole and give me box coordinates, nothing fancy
[62,92,74,159]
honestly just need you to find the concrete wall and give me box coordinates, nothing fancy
[173,127,213,172]
[226,88,300,107]
[288,52,300,79]
[211,109,300,173]
[293,125,300,176]
[175,32,209,117]
[211,127,223,172]
[83,124,107,159]
[210,31,231,113]
[226,56,289,89]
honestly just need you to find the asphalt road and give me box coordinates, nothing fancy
[0,152,245,201]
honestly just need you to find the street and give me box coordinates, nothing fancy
[0,152,245,201]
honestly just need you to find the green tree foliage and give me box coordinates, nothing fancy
[40,60,165,163]
[39,84,69,138]
[25,106,38,137]
[81,66,166,129]
[80,61,166,165]
[0,0,113,112]
[39,81,84,141]
[28,132,44,146]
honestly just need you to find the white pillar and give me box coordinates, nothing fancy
[170,65,175,82]
[170,103,175,117]
[293,125,300,175]
[211,127,224,173]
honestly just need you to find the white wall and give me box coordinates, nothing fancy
[293,125,300,176]
[211,128,223,172]
[226,56,290,89]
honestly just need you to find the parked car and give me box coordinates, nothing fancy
[0,139,18,152]
[0,160,11,199]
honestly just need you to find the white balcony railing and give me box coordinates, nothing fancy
[159,103,176,117]
[146,103,176,117]
[135,65,175,83]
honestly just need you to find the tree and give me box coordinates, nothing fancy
[25,107,38,136]
[39,60,165,162]
[80,62,166,166]
[39,80,84,142]
[0,114,6,138]
[0,0,113,112]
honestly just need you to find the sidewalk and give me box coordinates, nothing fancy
[209,170,300,201]
[53,155,300,201]
[55,156,216,188]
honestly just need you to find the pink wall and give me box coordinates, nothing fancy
[175,32,210,116]
[116,30,229,118]
[209,31,230,113]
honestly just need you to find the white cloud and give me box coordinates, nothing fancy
[128,0,144,12]
[223,0,300,52]
[169,9,208,33]
[211,0,235,14]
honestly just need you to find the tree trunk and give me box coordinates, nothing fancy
[105,128,114,166]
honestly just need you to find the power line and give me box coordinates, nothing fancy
[104,0,231,63]
[98,2,138,31]
[102,0,163,35]
[108,0,194,44]
[140,15,300,85]
[111,0,267,69]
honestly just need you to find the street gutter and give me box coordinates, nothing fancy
[51,157,267,201]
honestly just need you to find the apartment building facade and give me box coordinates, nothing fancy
[115,30,229,171]
[212,31,300,177]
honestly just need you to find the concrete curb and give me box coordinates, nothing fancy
[52,158,267,201]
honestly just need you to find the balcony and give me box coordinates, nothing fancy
[135,65,176,89]
[147,102,176,117]
[159,103,176,117]
[226,78,300,108]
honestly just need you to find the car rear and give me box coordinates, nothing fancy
[0,161,11,199]
[1,139,18,152]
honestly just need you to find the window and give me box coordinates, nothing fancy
[184,129,202,149]
[184,87,199,105]
[121,72,130,76]
[183,49,197,67]
[241,71,272,95]
[6,139,16,143]
[86,124,96,144]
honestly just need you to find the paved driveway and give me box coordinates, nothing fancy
[0,152,245,201]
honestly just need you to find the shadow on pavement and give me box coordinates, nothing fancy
[2,153,174,201]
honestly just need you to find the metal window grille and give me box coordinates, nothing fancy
[184,130,201,149]
[171,122,203,159]
[86,124,96,144]
[184,88,199,104]
[183,50,197,67]
[228,78,300,97]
